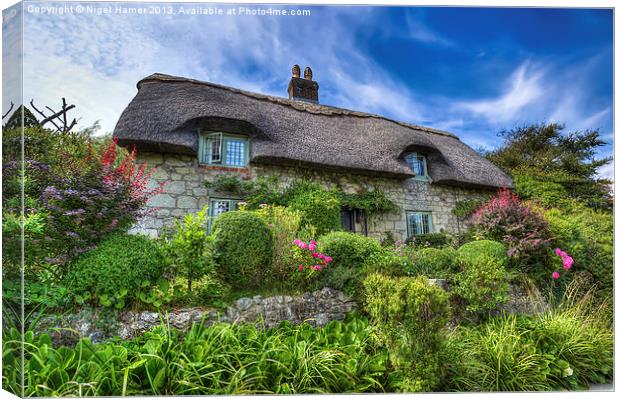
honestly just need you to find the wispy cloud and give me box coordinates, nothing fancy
[404,11,455,47]
[456,62,544,123]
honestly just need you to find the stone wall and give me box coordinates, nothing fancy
[37,288,356,346]
[132,152,491,240]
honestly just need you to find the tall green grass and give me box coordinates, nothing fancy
[441,278,613,391]
[3,315,389,396]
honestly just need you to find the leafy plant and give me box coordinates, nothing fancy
[364,274,451,392]
[406,247,458,278]
[253,205,303,284]
[317,232,383,296]
[406,232,450,248]
[212,211,274,289]
[472,189,552,274]
[544,202,612,292]
[65,233,165,308]
[4,315,390,396]
[287,181,342,236]
[451,256,510,313]
[161,207,215,292]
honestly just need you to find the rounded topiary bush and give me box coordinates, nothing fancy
[212,211,274,289]
[319,231,383,269]
[66,233,164,306]
[408,247,459,278]
[317,232,383,296]
[457,240,507,267]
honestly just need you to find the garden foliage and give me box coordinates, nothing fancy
[212,211,274,289]
[443,282,613,391]
[66,233,165,308]
[161,207,215,292]
[317,231,384,296]
[364,274,451,392]
[472,189,551,274]
[2,316,389,396]
[406,247,458,278]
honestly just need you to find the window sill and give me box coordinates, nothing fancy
[199,164,250,172]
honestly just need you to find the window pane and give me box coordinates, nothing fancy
[212,200,230,217]
[210,135,222,163]
[405,152,425,176]
[225,139,246,166]
[407,212,431,238]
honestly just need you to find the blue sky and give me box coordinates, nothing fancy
[2,2,614,178]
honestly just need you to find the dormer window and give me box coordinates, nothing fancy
[199,132,249,167]
[404,152,428,179]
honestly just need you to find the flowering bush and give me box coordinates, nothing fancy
[551,248,574,280]
[472,188,552,274]
[291,239,332,280]
[41,139,165,275]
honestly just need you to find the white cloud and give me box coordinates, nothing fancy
[597,159,614,181]
[404,11,454,47]
[456,62,544,123]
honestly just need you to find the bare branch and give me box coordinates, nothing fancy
[2,101,15,119]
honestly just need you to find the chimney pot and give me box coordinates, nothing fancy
[288,65,319,103]
[292,64,300,78]
[303,66,313,80]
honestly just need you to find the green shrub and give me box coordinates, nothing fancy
[288,182,341,235]
[318,232,383,296]
[513,172,570,208]
[253,205,302,285]
[364,273,451,392]
[544,203,612,292]
[363,251,413,277]
[472,189,552,273]
[451,256,510,312]
[457,240,508,266]
[65,233,164,308]
[452,199,486,220]
[407,247,458,278]
[212,211,274,289]
[161,207,215,292]
[319,232,383,270]
[406,232,450,248]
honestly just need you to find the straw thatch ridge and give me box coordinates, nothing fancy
[113,73,512,189]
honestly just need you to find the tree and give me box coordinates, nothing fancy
[3,104,40,129]
[486,123,612,211]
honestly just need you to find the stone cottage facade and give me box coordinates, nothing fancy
[113,66,512,241]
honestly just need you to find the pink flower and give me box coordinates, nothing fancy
[324,256,333,263]
[293,239,302,245]
[298,265,303,271]
[300,242,307,250]
[315,265,322,271]
[562,256,574,270]
[311,252,319,258]
[317,253,325,259]
[552,271,560,280]
[554,248,563,257]
[308,241,317,251]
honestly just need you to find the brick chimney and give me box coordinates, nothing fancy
[287,64,319,103]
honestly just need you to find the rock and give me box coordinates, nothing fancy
[236,297,254,311]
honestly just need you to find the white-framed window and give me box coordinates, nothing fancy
[199,132,249,167]
[406,211,433,238]
[207,198,242,231]
[404,152,428,178]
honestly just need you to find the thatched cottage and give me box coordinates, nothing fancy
[113,66,512,240]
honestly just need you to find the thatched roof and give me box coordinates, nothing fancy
[113,73,512,189]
